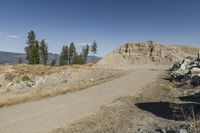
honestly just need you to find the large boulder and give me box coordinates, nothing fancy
[179,58,192,70]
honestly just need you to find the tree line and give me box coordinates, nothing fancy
[24,30,97,66]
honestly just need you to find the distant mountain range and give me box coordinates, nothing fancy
[0,51,102,64]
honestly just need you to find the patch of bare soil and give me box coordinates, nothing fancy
[54,72,200,133]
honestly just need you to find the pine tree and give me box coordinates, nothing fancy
[24,31,40,64]
[59,46,65,66]
[18,57,23,64]
[73,53,84,64]
[34,41,40,64]
[91,41,97,56]
[82,44,90,64]
[51,60,56,66]
[59,45,69,66]
[25,31,36,64]
[40,39,48,65]
[69,42,76,65]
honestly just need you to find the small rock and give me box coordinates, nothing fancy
[89,79,95,82]
[138,128,143,133]
[7,82,14,86]
[166,127,176,133]
[61,79,67,83]
[26,81,35,87]
[191,67,200,75]
[155,128,166,133]
[179,129,187,133]
[191,75,200,86]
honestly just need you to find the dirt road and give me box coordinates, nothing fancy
[0,67,164,133]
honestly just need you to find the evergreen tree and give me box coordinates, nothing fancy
[24,31,40,64]
[82,44,90,64]
[25,31,36,64]
[18,57,23,64]
[34,41,40,64]
[40,39,48,65]
[59,46,65,66]
[51,60,56,66]
[73,53,84,64]
[69,42,76,65]
[91,41,97,56]
[59,45,69,66]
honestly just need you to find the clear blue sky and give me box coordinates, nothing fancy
[0,0,200,56]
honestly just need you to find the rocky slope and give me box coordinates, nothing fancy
[95,41,200,69]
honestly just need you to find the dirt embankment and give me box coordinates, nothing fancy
[0,64,122,107]
[94,41,200,69]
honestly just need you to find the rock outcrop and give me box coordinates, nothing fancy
[95,41,200,69]
[170,54,200,86]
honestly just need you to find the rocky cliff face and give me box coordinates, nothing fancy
[95,41,200,68]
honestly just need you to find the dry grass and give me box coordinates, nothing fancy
[0,72,123,108]
[14,64,96,75]
[52,96,137,133]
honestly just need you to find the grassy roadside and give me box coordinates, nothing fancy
[0,71,125,108]
[52,72,200,133]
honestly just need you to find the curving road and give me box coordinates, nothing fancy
[0,67,163,133]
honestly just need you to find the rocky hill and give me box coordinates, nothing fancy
[95,41,200,69]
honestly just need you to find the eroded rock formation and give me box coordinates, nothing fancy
[95,41,200,69]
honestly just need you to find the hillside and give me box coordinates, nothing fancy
[95,41,200,69]
[0,51,101,64]
[0,51,60,64]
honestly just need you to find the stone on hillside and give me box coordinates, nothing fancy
[181,74,191,83]
[179,129,188,133]
[89,79,95,82]
[198,52,200,61]
[191,67,200,75]
[179,59,191,70]
[191,75,200,86]
[171,69,189,82]
[171,62,181,71]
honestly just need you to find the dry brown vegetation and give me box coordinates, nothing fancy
[0,63,94,76]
